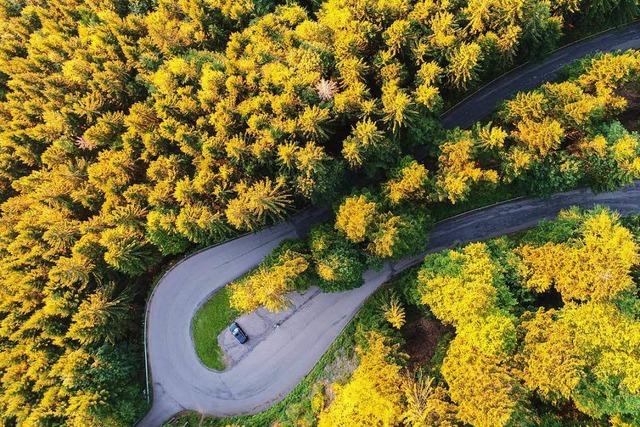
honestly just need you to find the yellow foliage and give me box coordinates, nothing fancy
[477,123,508,149]
[229,250,309,313]
[521,301,640,416]
[318,331,404,427]
[335,195,378,243]
[457,312,516,357]
[209,0,255,21]
[578,51,640,90]
[435,137,499,203]
[579,133,640,176]
[225,178,292,230]
[430,11,457,48]
[517,210,637,302]
[504,146,533,175]
[368,214,403,258]
[401,376,457,426]
[420,243,500,327]
[442,335,523,427]
[504,91,547,122]
[417,61,443,85]
[316,261,337,281]
[448,42,482,88]
[342,119,385,167]
[513,117,564,156]
[383,294,406,329]
[382,82,415,131]
[415,83,441,109]
[385,160,429,205]
[519,308,585,401]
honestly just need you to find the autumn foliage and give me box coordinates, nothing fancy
[316,208,640,427]
[413,208,640,426]
[0,0,639,424]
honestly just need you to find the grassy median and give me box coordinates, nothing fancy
[192,287,238,370]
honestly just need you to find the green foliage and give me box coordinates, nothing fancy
[309,224,366,292]
[192,287,239,370]
[146,209,192,255]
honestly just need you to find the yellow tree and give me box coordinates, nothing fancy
[512,117,564,157]
[517,209,637,302]
[518,308,585,402]
[435,136,499,204]
[385,158,430,205]
[448,42,482,89]
[402,376,458,426]
[318,331,405,427]
[442,335,525,427]
[225,178,292,230]
[229,249,309,313]
[342,119,385,168]
[335,194,378,243]
[520,302,640,420]
[419,243,501,327]
[382,293,406,329]
[382,82,416,132]
[419,241,525,426]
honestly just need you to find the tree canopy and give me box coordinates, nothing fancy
[0,0,639,424]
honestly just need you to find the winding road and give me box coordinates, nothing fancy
[139,22,640,427]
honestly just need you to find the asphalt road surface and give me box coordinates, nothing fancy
[441,22,640,129]
[139,22,640,426]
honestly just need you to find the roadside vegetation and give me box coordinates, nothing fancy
[192,288,238,370]
[0,0,639,425]
[225,50,640,317]
[167,270,425,427]
[172,207,640,426]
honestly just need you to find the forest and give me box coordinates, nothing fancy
[172,208,640,426]
[0,0,639,426]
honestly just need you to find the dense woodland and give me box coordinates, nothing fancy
[228,51,640,313]
[0,0,640,425]
[315,208,640,426]
[176,208,640,426]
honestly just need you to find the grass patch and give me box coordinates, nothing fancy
[192,287,239,371]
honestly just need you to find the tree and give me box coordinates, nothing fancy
[384,157,430,205]
[520,302,640,420]
[99,226,157,276]
[176,204,231,245]
[367,208,432,260]
[225,178,292,230]
[229,241,311,313]
[435,135,499,204]
[516,209,637,302]
[402,376,458,427]
[382,293,406,329]
[309,225,366,291]
[146,209,192,255]
[512,118,564,157]
[442,334,527,427]
[318,331,405,427]
[419,240,526,426]
[67,283,133,346]
[419,243,504,327]
[335,193,378,244]
[448,42,482,89]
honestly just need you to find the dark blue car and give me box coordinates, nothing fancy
[229,322,248,344]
